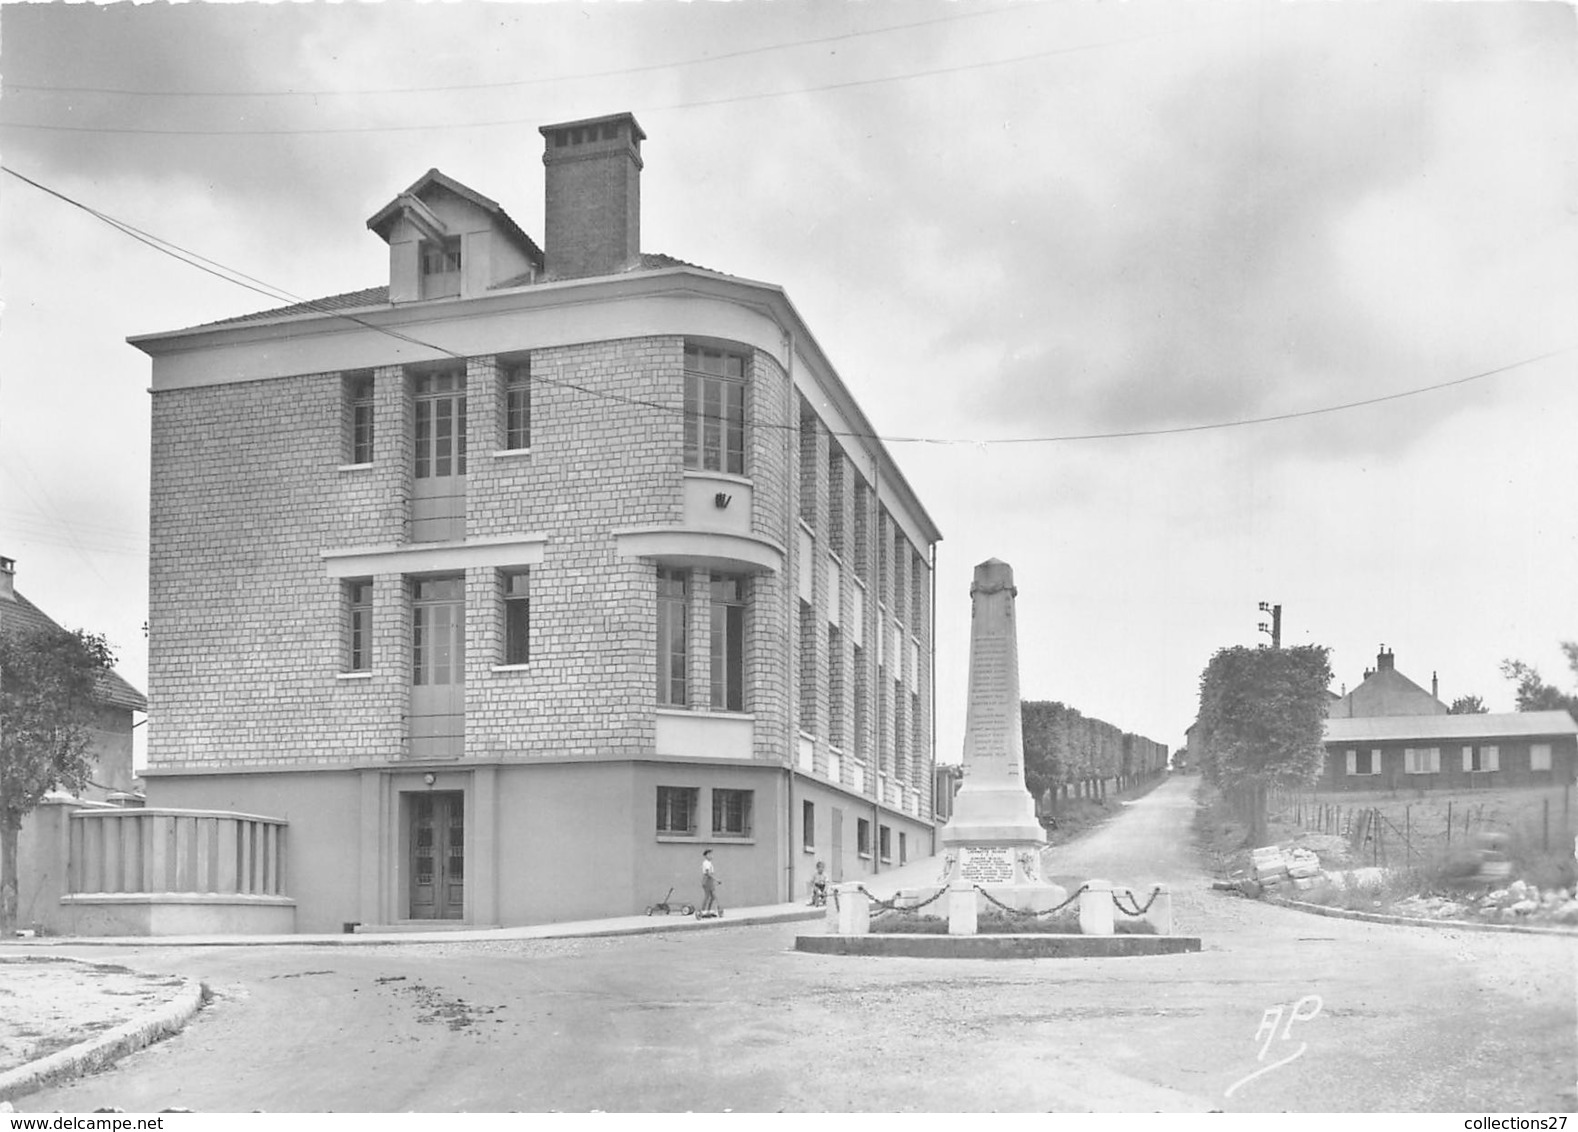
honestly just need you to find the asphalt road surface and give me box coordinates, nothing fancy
[14,777,1576,1112]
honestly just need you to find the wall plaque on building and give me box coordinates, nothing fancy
[958,846,1015,884]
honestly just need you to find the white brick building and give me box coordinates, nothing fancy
[131,113,942,930]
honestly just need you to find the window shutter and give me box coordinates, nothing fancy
[1371,749,1381,776]
[1462,745,1473,771]
[1486,745,1499,771]
[1429,747,1440,773]
[1346,749,1357,775]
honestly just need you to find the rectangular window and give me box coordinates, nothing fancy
[414,370,467,479]
[345,579,372,672]
[911,690,923,780]
[856,817,871,857]
[709,575,745,712]
[899,831,907,865]
[853,480,870,582]
[1403,747,1440,774]
[684,344,746,475]
[877,512,889,608]
[828,625,845,749]
[657,786,699,836]
[853,644,868,759]
[878,824,891,862]
[1345,749,1380,776]
[411,577,465,686]
[712,789,753,838]
[503,363,531,451]
[502,569,530,666]
[803,799,815,850]
[893,677,906,779]
[420,238,462,299]
[798,600,816,732]
[657,569,688,707]
[1463,744,1500,772]
[799,403,817,526]
[345,373,375,465]
[911,549,927,630]
[828,449,845,556]
[1531,743,1553,771]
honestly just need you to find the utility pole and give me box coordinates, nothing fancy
[1258,602,1282,649]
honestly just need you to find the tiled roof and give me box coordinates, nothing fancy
[1324,711,1577,744]
[188,286,391,332]
[0,593,149,713]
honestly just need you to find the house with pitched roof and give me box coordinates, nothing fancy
[125,112,942,932]
[1320,646,1578,790]
[1,555,148,933]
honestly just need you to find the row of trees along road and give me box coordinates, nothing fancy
[1021,700,1170,814]
[0,624,116,939]
[1193,644,1334,846]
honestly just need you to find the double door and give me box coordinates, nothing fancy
[410,791,464,920]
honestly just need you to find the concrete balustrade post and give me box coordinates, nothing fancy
[947,881,977,936]
[1079,879,1114,936]
[1146,885,1173,935]
[832,884,870,934]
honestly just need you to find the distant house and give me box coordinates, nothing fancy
[1322,711,1578,791]
[1327,646,1447,719]
[0,556,146,801]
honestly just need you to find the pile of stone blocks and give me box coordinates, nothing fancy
[1250,845,1323,892]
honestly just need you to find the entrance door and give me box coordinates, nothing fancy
[411,576,464,759]
[410,791,464,920]
[412,370,467,542]
[830,806,844,882]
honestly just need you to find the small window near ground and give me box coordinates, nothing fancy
[712,789,753,838]
[657,786,698,836]
[802,799,815,850]
[899,831,907,865]
[856,818,871,857]
[502,569,530,665]
[878,824,892,862]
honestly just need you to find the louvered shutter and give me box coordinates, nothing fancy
[1346,749,1357,775]
[1486,745,1499,771]
[1463,745,1473,771]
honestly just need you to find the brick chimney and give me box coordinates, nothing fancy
[0,555,14,603]
[1377,645,1394,672]
[539,112,646,281]
[1432,671,1439,699]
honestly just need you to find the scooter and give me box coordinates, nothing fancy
[645,888,696,917]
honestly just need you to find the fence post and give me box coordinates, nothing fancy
[1405,806,1411,865]
[1446,801,1452,847]
[1544,798,1550,852]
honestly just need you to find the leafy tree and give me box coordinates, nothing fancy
[1499,642,1578,719]
[1448,694,1488,715]
[1,625,115,938]
[1195,644,1332,846]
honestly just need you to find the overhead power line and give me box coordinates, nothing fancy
[3,163,1570,448]
[0,21,1198,138]
[9,6,1026,99]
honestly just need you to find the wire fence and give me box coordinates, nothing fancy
[1267,784,1576,869]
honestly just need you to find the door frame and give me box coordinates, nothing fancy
[360,766,499,927]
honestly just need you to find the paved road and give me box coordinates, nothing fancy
[14,777,1576,1112]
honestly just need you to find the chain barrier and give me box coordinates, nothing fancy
[855,885,949,916]
[973,883,1089,918]
[1111,887,1163,917]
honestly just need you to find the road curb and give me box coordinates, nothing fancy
[0,961,204,1103]
[6,905,825,949]
[1269,896,1578,937]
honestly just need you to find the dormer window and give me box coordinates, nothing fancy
[420,239,462,299]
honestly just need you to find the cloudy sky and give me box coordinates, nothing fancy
[2,1,1575,768]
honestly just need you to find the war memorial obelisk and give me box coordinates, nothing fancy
[939,558,1066,909]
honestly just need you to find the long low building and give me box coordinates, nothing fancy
[1322,710,1578,792]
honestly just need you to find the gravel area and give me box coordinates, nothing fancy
[0,957,187,1074]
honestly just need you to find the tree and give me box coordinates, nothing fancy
[0,625,115,938]
[1448,694,1488,715]
[1195,644,1332,846]
[1499,642,1578,719]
